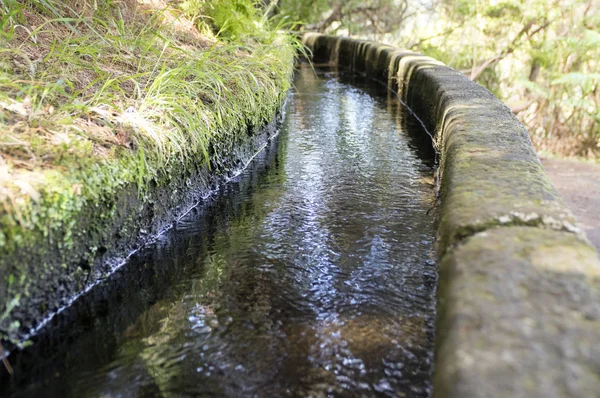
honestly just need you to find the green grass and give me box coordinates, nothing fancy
[0,0,297,342]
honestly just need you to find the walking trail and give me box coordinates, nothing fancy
[542,157,600,252]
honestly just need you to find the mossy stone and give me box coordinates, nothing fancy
[436,227,600,398]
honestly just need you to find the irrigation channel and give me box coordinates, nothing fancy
[2,64,438,397]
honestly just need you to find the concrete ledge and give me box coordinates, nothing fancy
[437,227,600,398]
[302,33,600,397]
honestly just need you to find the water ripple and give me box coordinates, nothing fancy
[5,65,437,398]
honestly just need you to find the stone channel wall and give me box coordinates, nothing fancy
[303,33,600,398]
[0,112,283,348]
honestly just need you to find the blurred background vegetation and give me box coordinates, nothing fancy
[1,0,597,161]
[270,0,600,159]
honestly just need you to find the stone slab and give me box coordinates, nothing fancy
[436,227,600,398]
[403,65,581,254]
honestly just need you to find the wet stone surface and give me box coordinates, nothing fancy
[2,65,437,397]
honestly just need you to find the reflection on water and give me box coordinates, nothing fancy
[4,65,436,397]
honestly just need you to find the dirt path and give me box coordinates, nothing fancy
[541,157,600,252]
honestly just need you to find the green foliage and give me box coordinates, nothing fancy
[485,2,521,18]
[428,0,599,157]
[276,0,330,27]
[181,0,261,40]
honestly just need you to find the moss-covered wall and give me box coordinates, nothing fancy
[7,116,284,339]
[0,112,285,348]
[303,33,600,398]
[0,0,297,349]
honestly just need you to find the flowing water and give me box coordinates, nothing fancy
[3,65,437,397]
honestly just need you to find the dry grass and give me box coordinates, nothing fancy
[0,0,295,216]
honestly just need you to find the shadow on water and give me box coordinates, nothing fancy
[1,64,437,397]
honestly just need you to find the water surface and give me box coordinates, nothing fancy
[4,65,437,397]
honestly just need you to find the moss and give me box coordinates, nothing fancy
[1,114,286,344]
[0,1,296,345]
[434,115,580,253]
[436,227,600,397]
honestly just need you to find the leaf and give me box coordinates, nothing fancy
[516,78,550,98]
[551,73,600,86]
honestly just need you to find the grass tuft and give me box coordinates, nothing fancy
[0,0,297,342]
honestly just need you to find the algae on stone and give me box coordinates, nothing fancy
[302,33,600,398]
[436,227,600,398]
